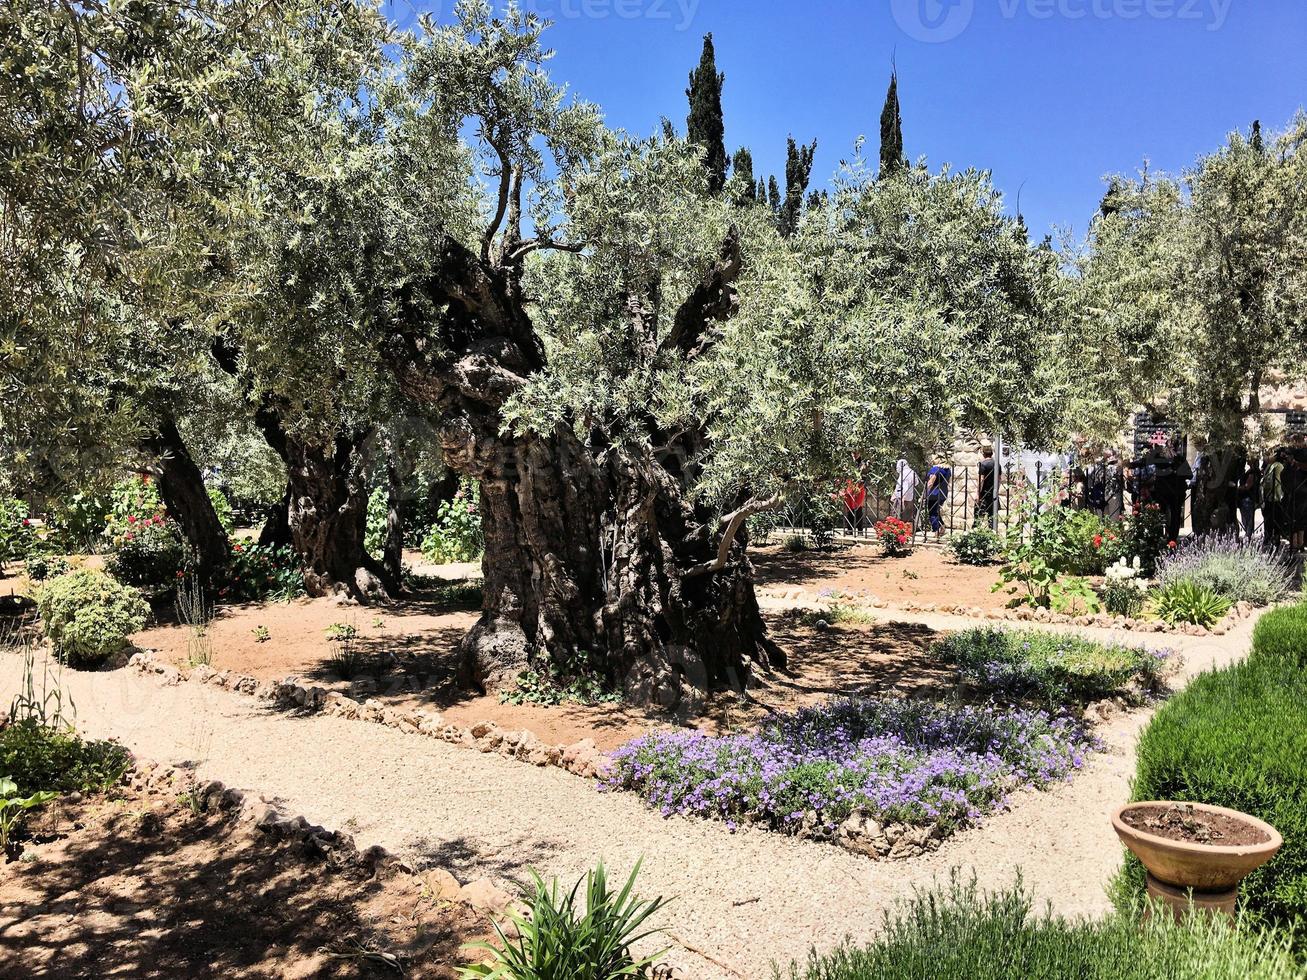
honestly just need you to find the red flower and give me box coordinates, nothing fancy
[1168,540,1178,549]
[233,543,243,553]
[1092,534,1103,548]
[127,514,137,524]
[176,570,185,579]
[124,532,135,541]
[21,518,30,526]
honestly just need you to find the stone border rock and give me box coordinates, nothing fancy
[125,651,611,782]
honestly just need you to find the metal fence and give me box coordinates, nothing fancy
[760,455,1307,553]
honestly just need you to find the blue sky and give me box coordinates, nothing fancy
[408,0,1307,240]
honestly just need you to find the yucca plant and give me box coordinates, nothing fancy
[1153,579,1232,628]
[459,860,670,980]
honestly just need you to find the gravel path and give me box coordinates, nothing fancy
[0,612,1261,979]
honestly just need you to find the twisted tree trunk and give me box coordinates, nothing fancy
[388,226,782,709]
[142,418,229,580]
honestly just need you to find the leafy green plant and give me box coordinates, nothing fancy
[934,627,1172,710]
[251,625,270,643]
[36,569,149,667]
[0,719,131,796]
[421,480,484,564]
[23,554,71,582]
[102,475,185,588]
[1049,576,1102,616]
[501,651,621,707]
[221,542,304,601]
[1156,533,1293,607]
[780,873,1299,980]
[780,534,808,553]
[458,861,669,980]
[1114,605,1307,947]
[947,526,1001,566]
[207,485,235,532]
[1100,559,1149,618]
[0,496,37,572]
[325,622,358,642]
[0,776,58,853]
[1152,579,1232,628]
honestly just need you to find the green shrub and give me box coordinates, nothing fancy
[221,542,304,601]
[36,569,149,666]
[0,720,131,796]
[1157,534,1294,607]
[947,526,1001,566]
[1116,605,1307,946]
[207,485,235,532]
[934,627,1172,710]
[421,480,484,564]
[779,875,1298,979]
[459,861,668,980]
[24,554,71,582]
[1153,579,1232,627]
[0,496,36,571]
[1252,604,1307,665]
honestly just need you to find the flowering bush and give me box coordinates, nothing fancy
[873,517,914,557]
[36,569,149,667]
[0,497,36,571]
[1096,504,1169,576]
[220,542,305,601]
[102,475,184,588]
[420,479,483,564]
[1156,533,1293,608]
[947,526,1001,566]
[1101,558,1149,617]
[934,627,1173,710]
[604,698,1098,840]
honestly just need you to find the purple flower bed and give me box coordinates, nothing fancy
[602,698,1100,839]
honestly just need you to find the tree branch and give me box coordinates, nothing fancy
[683,491,785,579]
[481,132,512,263]
[660,224,742,361]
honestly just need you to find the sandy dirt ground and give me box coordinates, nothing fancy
[0,780,489,979]
[753,545,1012,612]
[0,607,1264,980]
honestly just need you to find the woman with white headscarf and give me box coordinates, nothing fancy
[892,458,920,523]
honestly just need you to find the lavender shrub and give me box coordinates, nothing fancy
[1156,533,1293,607]
[603,698,1100,840]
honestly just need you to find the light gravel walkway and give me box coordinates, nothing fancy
[0,612,1262,979]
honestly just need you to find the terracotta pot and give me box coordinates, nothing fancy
[1112,801,1282,892]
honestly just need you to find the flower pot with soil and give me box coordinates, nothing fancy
[1111,801,1282,920]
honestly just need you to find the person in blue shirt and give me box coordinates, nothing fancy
[926,459,952,537]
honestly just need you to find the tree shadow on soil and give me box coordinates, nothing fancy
[0,793,483,979]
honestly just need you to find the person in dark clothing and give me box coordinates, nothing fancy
[926,458,952,537]
[1289,434,1307,551]
[975,445,997,529]
[1132,433,1189,544]
[1235,453,1261,541]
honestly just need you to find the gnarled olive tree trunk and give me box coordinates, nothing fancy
[142,417,229,580]
[389,227,782,709]
[212,340,396,601]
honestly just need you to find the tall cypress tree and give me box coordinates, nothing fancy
[686,34,727,193]
[779,137,817,237]
[879,70,904,177]
[731,147,755,202]
[757,177,768,205]
[767,175,782,217]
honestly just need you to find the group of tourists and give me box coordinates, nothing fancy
[877,433,1307,551]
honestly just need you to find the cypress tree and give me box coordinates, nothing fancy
[779,137,817,237]
[767,175,782,217]
[686,34,727,193]
[757,178,768,205]
[879,70,904,177]
[731,147,755,202]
